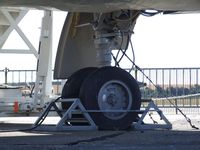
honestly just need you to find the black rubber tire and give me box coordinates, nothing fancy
[61,67,98,109]
[79,66,141,130]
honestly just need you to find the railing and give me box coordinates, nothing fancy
[133,67,200,97]
[1,67,200,114]
[0,68,62,95]
[130,67,200,114]
[0,68,36,84]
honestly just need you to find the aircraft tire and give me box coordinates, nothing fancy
[79,66,141,130]
[61,67,98,109]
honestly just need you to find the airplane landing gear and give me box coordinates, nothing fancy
[60,10,141,130]
[62,66,141,130]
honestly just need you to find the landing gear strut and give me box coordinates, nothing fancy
[61,10,141,130]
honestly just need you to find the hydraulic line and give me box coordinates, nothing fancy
[128,34,136,73]
[111,31,135,72]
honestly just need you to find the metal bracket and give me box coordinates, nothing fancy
[33,98,97,131]
[33,98,171,131]
[0,8,38,57]
[133,99,172,130]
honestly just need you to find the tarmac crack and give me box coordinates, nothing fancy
[67,131,126,146]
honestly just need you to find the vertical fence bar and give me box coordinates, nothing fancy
[142,68,145,97]
[162,69,165,106]
[175,99,178,114]
[169,69,171,96]
[176,69,178,96]
[197,69,199,107]
[25,70,27,83]
[182,69,185,107]
[196,68,199,92]
[148,69,151,86]
[25,70,27,92]
[135,68,138,81]
[189,69,191,89]
[182,69,185,95]
[18,71,20,84]
[12,71,14,84]
[189,69,192,107]
[155,69,158,97]
[57,80,60,94]
[4,67,9,84]
[31,71,33,83]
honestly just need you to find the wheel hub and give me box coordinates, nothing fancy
[98,80,132,120]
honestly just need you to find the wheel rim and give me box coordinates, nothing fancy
[98,80,132,120]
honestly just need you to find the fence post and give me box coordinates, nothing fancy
[4,67,9,84]
[175,99,178,114]
[135,68,138,80]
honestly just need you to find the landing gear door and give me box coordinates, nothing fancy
[54,12,97,79]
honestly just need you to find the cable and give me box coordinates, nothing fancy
[111,52,120,67]
[111,31,124,67]
[110,30,198,129]
[0,97,62,132]
[30,83,35,98]
[112,35,199,129]
[115,31,124,66]
[112,31,135,72]
[149,112,158,124]
[128,33,135,73]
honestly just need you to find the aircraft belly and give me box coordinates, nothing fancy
[54,13,97,79]
[1,0,200,12]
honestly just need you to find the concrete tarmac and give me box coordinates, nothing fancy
[0,114,200,150]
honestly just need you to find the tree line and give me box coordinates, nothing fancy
[141,84,200,98]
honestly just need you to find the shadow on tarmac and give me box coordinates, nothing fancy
[0,123,200,150]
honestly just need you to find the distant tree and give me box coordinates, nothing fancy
[140,84,200,98]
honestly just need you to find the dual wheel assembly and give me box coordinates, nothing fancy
[61,66,141,130]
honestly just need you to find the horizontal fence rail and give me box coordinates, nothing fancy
[1,67,200,114]
[0,68,62,95]
[134,67,200,97]
[130,67,200,114]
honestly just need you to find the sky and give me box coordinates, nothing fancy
[0,10,200,70]
[133,13,200,68]
[0,10,67,70]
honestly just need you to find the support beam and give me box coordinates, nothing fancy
[34,10,53,107]
[0,8,53,108]
[0,49,34,54]
[0,9,38,58]
[0,9,28,49]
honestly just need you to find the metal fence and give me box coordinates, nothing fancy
[134,67,200,96]
[131,67,200,114]
[0,68,36,84]
[0,68,62,95]
[1,67,200,114]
